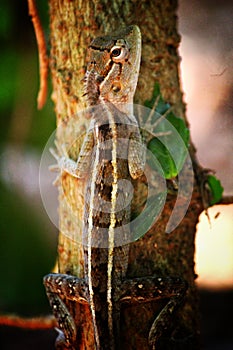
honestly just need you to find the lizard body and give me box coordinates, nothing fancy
[44,25,187,350]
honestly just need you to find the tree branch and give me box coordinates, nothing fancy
[27,0,49,109]
[0,314,56,329]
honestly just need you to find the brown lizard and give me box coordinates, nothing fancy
[44,25,187,350]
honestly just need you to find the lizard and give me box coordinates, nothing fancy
[44,25,187,350]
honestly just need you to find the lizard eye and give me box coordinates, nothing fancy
[110,45,128,62]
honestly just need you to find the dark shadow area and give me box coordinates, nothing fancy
[1,288,233,349]
[0,326,57,350]
[199,289,233,350]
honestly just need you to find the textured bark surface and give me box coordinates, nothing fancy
[49,0,203,349]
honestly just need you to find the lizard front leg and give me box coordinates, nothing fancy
[50,129,94,179]
[43,274,89,349]
[119,275,188,349]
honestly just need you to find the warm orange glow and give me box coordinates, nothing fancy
[195,205,233,289]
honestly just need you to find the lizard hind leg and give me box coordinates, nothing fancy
[43,273,90,349]
[119,275,187,349]
[148,294,185,350]
[43,274,77,348]
[148,278,188,349]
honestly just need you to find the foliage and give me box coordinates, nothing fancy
[145,83,190,179]
[207,174,224,205]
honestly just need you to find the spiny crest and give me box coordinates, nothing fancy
[83,69,101,106]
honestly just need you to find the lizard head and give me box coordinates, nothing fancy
[84,25,141,111]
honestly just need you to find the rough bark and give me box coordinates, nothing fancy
[49,0,203,349]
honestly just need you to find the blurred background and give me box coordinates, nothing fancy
[0,0,232,349]
[179,1,233,349]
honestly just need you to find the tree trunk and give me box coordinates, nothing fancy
[49,0,202,348]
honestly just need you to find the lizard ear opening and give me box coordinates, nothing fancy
[112,82,121,93]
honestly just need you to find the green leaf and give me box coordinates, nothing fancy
[148,137,177,179]
[207,175,224,205]
[145,83,190,179]
[166,112,190,148]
